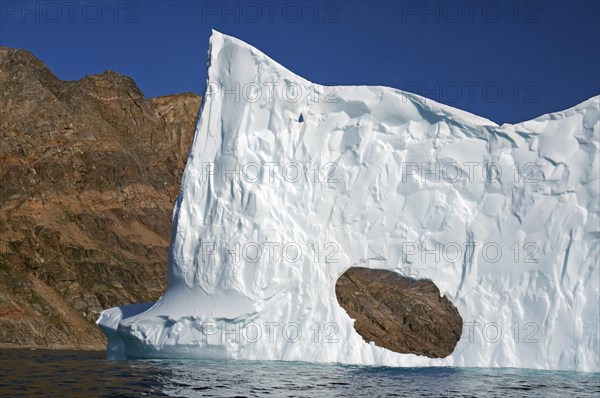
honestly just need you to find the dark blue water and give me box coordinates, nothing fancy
[0,349,598,397]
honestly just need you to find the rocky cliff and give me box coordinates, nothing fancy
[0,46,201,349]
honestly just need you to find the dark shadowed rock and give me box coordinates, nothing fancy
[335,267,462,358]
[0,46,201,349]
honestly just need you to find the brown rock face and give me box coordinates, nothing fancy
[335,267,462,358]
[0,46,201,349]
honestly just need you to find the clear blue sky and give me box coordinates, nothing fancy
[1,0,598,124]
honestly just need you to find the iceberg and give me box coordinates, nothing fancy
[97,31,599,372]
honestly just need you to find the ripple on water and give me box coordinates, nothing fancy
[0,350,598,397]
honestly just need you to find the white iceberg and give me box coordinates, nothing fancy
[98,31,599,372]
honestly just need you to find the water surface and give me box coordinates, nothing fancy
[1,349,598,397]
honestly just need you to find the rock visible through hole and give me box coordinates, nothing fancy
[335,267,463,358]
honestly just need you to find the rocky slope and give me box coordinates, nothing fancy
[336,268,463,358]
[0,46,201,349]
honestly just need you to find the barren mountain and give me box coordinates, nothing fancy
[0,46,201,349]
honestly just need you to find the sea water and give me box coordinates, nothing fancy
[1,349,598,397]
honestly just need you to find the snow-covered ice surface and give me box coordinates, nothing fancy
[97,31,600,372]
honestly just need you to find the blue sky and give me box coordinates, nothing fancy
[1,0,598,124]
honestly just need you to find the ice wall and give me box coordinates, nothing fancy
[98,31,599,372]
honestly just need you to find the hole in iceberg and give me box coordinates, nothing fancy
[298,113,304,123]
[335,267,463,358]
